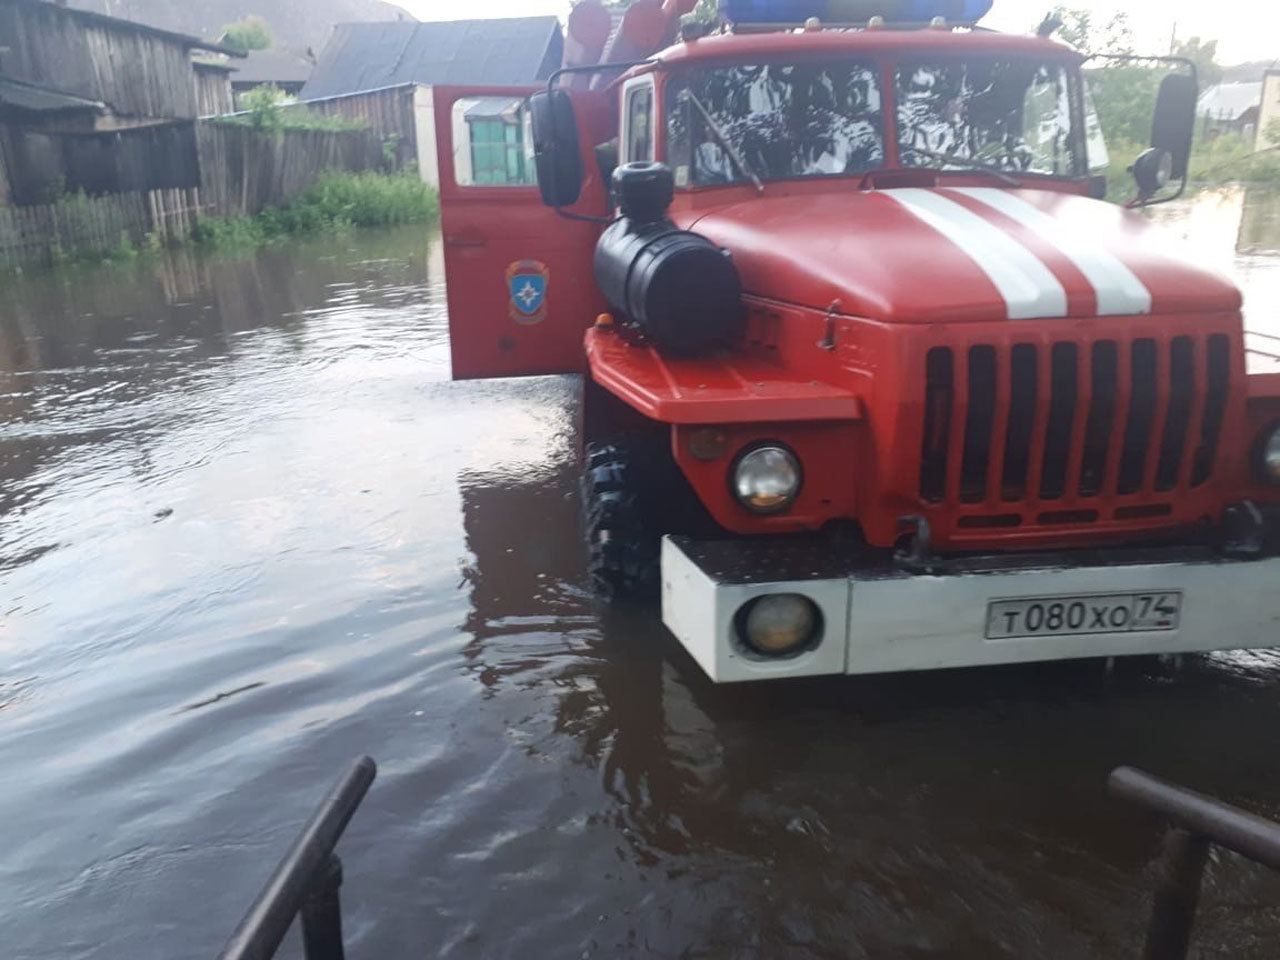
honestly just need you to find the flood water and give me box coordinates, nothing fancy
[3,190,1280,960]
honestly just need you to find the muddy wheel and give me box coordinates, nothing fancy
[583,439,662,599]
[582,435,713,601]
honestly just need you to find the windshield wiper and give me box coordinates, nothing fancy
[679,89,764,195]
[903,146,1021,187]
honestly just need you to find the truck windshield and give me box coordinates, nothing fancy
[664,61,884,187]
[895,60,1084,177]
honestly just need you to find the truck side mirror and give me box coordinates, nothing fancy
[529,89,584,208]
[1151,73,1197,180]
[1131,147,1173,201]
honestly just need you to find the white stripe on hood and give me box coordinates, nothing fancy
[884,188,1068,320]
[950,187,1152,316]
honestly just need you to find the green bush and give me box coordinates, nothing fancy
[293,170,439,227]
[190,215,266,247]
[193,171,438,248]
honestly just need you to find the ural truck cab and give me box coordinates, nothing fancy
[432,1,1280,682]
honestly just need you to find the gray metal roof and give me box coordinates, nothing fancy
[463,97,522,119]
[301,17,563,99]
[0,76,104,113]
[1197,82,1263,121]
[230,49,316,87]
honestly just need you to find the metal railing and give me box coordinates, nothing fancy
[1109,765,1280,960]
[217,756,377,960]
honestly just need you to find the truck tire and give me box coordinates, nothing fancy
[582,435,713,601]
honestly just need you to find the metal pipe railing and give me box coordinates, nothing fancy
[1109,765,1280,960]
[217,756,377,960]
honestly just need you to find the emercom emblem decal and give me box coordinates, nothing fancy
[506,259,549,325]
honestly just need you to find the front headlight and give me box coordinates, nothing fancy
[1262,425,1280,482]
[732,444,801,513]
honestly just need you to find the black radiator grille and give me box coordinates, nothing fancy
[918,334,1230,510]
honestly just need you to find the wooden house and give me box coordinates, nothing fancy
[0,0,242,203]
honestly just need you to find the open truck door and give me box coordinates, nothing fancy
[432,85,611,380]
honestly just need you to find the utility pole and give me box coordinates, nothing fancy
[1169,20,1178,55]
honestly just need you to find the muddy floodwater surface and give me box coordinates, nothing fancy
[3,190,1280,959]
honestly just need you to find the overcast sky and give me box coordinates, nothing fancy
[397,0,1280,66]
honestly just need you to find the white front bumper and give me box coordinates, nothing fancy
[660,536,1280,683]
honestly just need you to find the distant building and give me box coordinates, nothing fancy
[230,49,317,104]
[0,0,241,128]
[193,60,236,117]
[1259,71,1280,153]
[0,0,242,203]
[295,17,564,189]
[300,17,564,100]
[1197,81,1262,141]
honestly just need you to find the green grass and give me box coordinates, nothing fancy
[192,171,439,248]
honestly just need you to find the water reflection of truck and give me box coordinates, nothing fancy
[430,0,1280,683]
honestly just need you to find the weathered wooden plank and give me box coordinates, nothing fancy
[0,189,167,267]
[0,2,200,120]
[303,86,420,170]
[2,121,200,204]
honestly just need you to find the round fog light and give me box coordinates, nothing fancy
[1263,426,1280,482]
[739,593,821,657]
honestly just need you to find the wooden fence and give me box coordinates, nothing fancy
[301,85,421,171]
[0,122,384,268]
[197,123,383,218]
[0,187,200,270]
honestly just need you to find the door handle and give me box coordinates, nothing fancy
[444,232,487,248]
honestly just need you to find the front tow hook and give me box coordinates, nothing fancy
[894,515,947,574]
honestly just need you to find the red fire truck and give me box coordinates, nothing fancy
[431,1,1280,682]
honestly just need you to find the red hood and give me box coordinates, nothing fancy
[677,187,1242,323]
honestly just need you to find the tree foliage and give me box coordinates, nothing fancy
[1051,5,1134,55]
[682,0,717,24]
[1051,7,1218,160]
[1172,36,1222,87]
[220,15,272,53]
[1087,67,1163,145]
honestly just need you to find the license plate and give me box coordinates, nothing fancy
[985,591,1183,640]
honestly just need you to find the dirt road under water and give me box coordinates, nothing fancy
[3,191,1280,959]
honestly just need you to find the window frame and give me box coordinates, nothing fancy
[620,74,658,165]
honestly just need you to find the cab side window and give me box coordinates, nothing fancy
[625,85,654,163]
[451,96,536,186]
